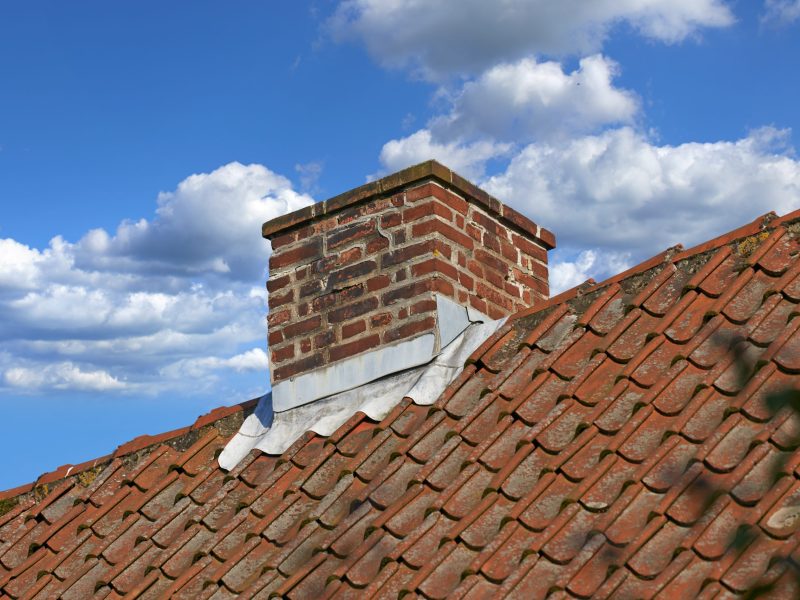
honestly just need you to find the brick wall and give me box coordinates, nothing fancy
[263,163,555,385]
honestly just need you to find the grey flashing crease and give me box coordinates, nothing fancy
[218,296,504,470]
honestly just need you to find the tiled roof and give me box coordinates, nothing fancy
[2,209,800,599]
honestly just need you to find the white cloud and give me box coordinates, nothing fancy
[550,250,632,294]
[379,129,510,180]
[330,0,734,79]
[762,0,800,25]
[4,362,126,392]
[431,55,638,143]
[485,126,800,281]
[0,163,312,398]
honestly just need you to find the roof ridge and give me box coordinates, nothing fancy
[0,398,258,508]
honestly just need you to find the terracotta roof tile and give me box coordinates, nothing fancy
[1,211,800,597]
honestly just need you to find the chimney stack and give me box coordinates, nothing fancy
[262,161,555,410]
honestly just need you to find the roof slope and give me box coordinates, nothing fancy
[2,210,800,599]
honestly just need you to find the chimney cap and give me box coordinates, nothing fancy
[262,160,556,250]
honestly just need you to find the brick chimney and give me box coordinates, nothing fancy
[263,160,555,410]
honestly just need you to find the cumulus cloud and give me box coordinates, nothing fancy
[330,0,734,79]
[4,362,126,392]
[762,0,800,25]
[550,250,633,295]
[378,55,638,175]
[431,55,638,143]
[379,130,510,180]
[485,126,800,286]
[0,163,313,397]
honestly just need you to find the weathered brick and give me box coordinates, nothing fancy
[327,220,375,250]
[512,232,548,263]
[266,274,291,293]
[272,344,295,363]
[405,181,444,203]
[300,338,312,353]
[366,236,390,254]
[300,279,323,298]
[410,257,460,283]
[273,353,323,380]
[268,330,283,346]
[403,200,452,224]
[474,249,507,275]
[384,316,436,344]
[314,330,336,348]
[267,309,291,327]
[366,275,390,292]
[268,288,294,310]
[329,334,380,363]
[342,319,367,340]
[270,230,296,251]
[473,211,509,241]
[411,218,474,251]
[477,281,514,312]
[282,315,322,340]
[381,213,402,228]
[312,285,365,312]
[383,281,431,306]
[270,238,323,270]
[410,299,437,315]
[326,260,377,291]
[370,313,392,328]
[328,297,380,323]
[381,240,435,268]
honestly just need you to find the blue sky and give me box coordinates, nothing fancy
[1,0,799,489]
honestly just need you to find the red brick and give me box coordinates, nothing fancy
[266,274,291,293]
[455,214,464,228]
[329,334,380,363]
[270,230,296,251]
[458,271,475,291]
[477,281,514,312]
[328,296,380,323]
[282,316,322,340]
[367,275,391,292]
[405,181,444,203]
[499,239,518,263]
[485,268,504,289]
[403,200,452,224]
[314,329,336,348]
[342,319,367,340]
[300,338,312,353]
[267,309,291,327]
[312,284,365,312]
[327,220,376,250]
[381,241,431,268]
[431,278,455,296]
[470,295,488,315]
[384,316,436,344]
[270,238,323,270]
[467,260,484,279]
[411,219,475,251]
[442,191,468,215]
[467,223,482,242]
[474,249,507,275]
[268,330,283,346]
[411,299,437,315]
[483,232,501,253]
[473,211,509,241]
[268,288,294,309]
[298,302,310,317]
[272,344,295,363]
[539,227,556,249]
[371,313,392,328]
[326,260,377,290]
[512,233,547,263]
[381,213,402,228]
[300,279,322,298]
[273,353,323,381]
[410,257,460,282]
[367,236,390,253]
[383,281,431,306]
